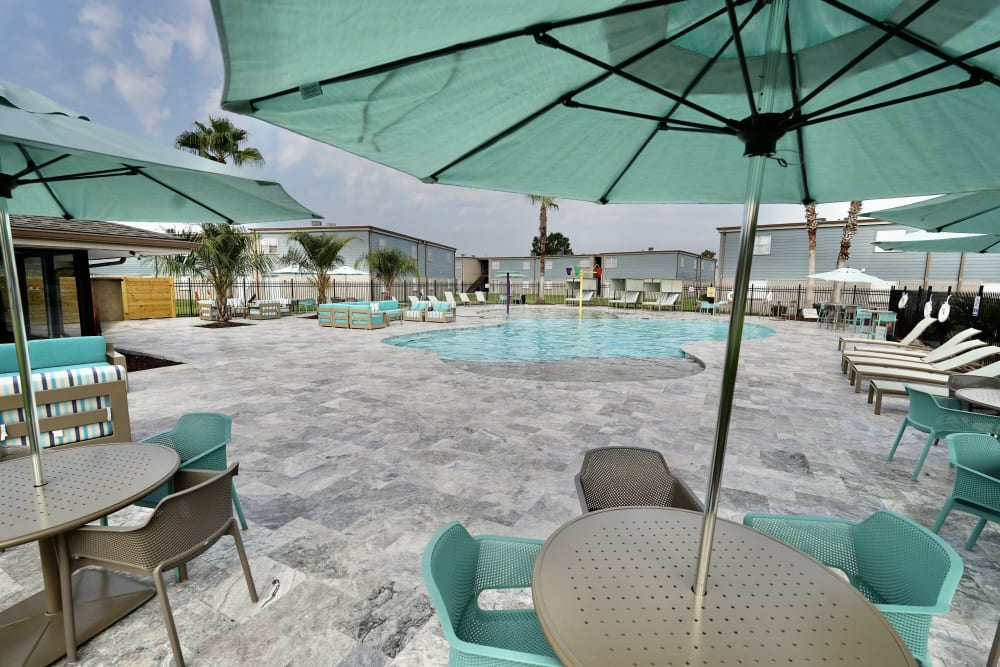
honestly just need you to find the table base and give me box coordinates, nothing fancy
[0,569,154,667]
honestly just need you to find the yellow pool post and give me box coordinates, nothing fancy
[567,265,603,322]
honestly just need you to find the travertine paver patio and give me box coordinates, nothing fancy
[1,306,995,666]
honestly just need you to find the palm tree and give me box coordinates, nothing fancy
[161,224,274,322]
[830,200,863,305]
[175,116,265,167]
[804,202,819,307]
[526,195,558,304]
[355,247,419,300]
[281,232,356,304]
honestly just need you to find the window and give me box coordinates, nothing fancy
[378,238,387,248]
[679,256,686,268]
[873,229,906,253]
[579,258,591,268]
[604,257,617,269]
[492,261,499,269]
[261,239,278,255]
[411,245,418,259]
[545,260,552,270]
[522,261,530,270]
[427,247,434,262]
[752,235,771,256]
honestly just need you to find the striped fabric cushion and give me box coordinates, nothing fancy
[0,365,126,448]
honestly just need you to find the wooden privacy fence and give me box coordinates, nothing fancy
[92,277,176,321]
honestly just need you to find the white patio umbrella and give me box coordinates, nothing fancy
[807,267,893,286]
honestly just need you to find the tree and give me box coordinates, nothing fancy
[175,116,265,167]
[804,202,819,307]
[700,249,716,259]
[531,232,572,257]
[162,224,274,322]
[830,200,863,305]
[526,195,559,304]
[355,247,419,299]
[281,232,356,304]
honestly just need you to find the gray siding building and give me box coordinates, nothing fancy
[717,219,1000,289]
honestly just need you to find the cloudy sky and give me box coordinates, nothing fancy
[5,1,930,257]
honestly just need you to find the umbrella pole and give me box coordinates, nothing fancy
[0,199,46,486]
[693,0,787,598]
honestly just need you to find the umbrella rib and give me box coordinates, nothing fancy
[796,39,1000,124]
[795,0,941,112]
[14,145,73,219]
[17,166,140,185]
[795,79,980,130]
[241,0,686,109]
[9,152,72,180]
[597,4,762,204]
[427,6,732,182]
[132,169,236,223]
[723,0,761,116]
[534,35,735,127]
[565,103,730,132]
[821,0,1000,89]
[782,13,812,205]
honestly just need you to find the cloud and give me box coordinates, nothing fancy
[82,65,112,92]
[78,1,124,54]
[132,16,212,70]
[111,63,170,132]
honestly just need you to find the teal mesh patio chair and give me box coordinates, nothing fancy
[137,412,248,530]
[932,433,1000,550]
[888,386,1000,481]
[851,307,874,336]
[574,446,703,514]
[744,510,963,667]
[422,522,561,667]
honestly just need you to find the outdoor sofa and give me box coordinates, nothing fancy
[0,335,131,451]
[317,301,396,329]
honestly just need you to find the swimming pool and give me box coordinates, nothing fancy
[385,318,774,362]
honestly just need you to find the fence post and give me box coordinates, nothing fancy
[187,280,194,317]
[973,284,984,326]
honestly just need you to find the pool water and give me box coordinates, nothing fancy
[385,318,774,362]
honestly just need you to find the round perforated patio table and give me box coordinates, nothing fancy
[955,388,1000,413]
[532,507,916,666]
[0,443,179,667]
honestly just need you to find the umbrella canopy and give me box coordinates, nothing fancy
[807,267,893,285]
[328,265,369,275]
[0,80,319,486]
[868,191,1000,234]
[212,0,1000,600]
[872,232,1000,253]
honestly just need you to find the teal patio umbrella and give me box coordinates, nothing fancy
[868,191,1000,234]
[0,80,320,486]
[872,232,1000,253]
[212,0,1000,598]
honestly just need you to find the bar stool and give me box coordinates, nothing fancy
[851,308,874,336]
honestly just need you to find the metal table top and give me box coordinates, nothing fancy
[955,388,1000,412]
[532,507,916,667]
[0,443,180,549]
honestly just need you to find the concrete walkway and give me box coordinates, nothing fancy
[2,306,994,666]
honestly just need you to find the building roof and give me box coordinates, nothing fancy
[11,214,199,258]
[716,218,890,233]
[252,223,457,250]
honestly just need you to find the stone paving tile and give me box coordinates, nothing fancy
[2,306,996,666]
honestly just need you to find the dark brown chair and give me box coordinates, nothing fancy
[62,464,257,667]
[574,446,704,513]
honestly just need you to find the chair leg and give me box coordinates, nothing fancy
[887,420,910,461]
[966,517,989,550]
[232,482,248,531]
[911,434,938,481]
[153,566,186,667]
[931,497,954,533]
[230,525,258,602]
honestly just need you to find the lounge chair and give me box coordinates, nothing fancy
[444,291,457,309]
[609,290,641,308]
[837,317,951,351]
[864,361,1000,411]
[866,379,950,415]
[698,299,728,315]
[643,292,679,310]
[458,292,473,306]
[566,290,594,305]
[842,338,986,375]
[475,291,489,305]
[850,346,1000,392]
[841,329,985,370]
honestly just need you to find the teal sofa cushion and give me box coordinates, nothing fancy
[0,336,109,375]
